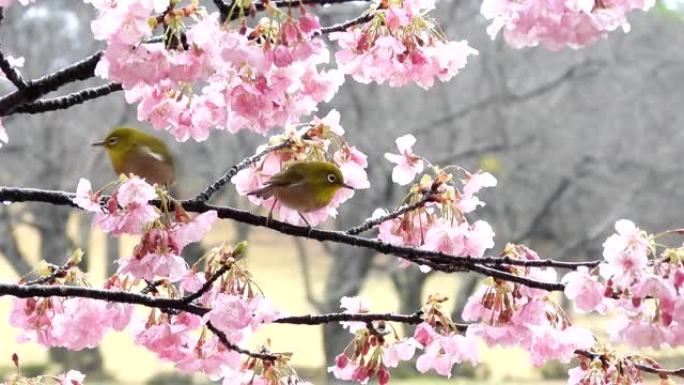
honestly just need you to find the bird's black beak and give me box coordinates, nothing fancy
[91,140,106,147]
[342,183,354,190]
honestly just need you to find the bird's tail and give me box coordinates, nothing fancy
[247,185,274,200]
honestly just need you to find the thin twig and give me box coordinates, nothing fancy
[181,264,231,304]
[195,139,294,202]
[318,13,373,35]
[206,322,280,361]
[346,193,435,235]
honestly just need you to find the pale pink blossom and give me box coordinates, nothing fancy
[600,219,650,287]
[416,333,479,377]
[50,298,112,350]
[340,296,370,333]
[562,266,606,313]
[169,211,218,249]
[384,339,419,367]
[95,202,159,235]
[526,325,594,366]
[609,316,673,349]
[58,370,85,385]
[463,220,496,258]
[204,293,253,334]
[413,322,437,346]
[73,178,103,213]
[385,134,424,185]
[462,172,498,197]
[117,177,157,206]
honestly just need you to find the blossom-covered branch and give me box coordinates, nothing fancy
[0,185,599,290]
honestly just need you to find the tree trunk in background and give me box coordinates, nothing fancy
[451,274,479,323]
[77,214,91,272]
[106,237,119,277]
[0,208,33,276]
[390,268,428,335]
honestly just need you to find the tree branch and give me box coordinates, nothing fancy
[0,48,26,90]
[345,192,435,235]
[0,186,602,292]
[318,14,373,35]
[1,281,680,378]
[0,51,103,116]
[12,83,123,115]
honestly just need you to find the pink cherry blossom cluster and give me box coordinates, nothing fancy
[74,176,218,281]
[232,110,369,226]
[329,0,477,89]
[330,295,478,383]
[376,135,497,264]
[88,0,343,141]
[8,254,133,350]
[463,244,595,367]
[131,249,281,380]
[481,0,655,50]
[74,177,159,235]
[10,285,133,350]
[562,219,684,349]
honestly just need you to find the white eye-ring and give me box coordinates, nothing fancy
[107,137,119,146]
[327,173,337,183]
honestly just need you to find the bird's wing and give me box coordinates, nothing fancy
[138,145,166,162]
[266,165,307,187]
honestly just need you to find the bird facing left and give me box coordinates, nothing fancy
[92,127,175,186]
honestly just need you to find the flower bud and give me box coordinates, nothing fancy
[335,354,349,369]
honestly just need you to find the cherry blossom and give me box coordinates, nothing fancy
[330,0,477,88]
[73,178,102,213]
[9,297,132,350]
[385,134,424,185]
[58,370,86,385]
[481,0,655,50]
[89,2,344,140]
[462,245,596,365]
[415,333,479,377]
[339,296,371,333]
[562,266,607,313]
[600,219,651,287]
